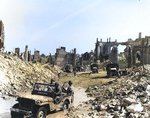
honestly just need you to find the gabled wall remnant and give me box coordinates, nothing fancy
[0,20,4,50]
[55,47,76,68]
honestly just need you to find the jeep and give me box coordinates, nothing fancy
[10,82,74,118]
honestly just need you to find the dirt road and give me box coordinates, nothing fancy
[0,87,92,118]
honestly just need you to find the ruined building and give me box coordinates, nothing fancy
[94,38,118,63]
[124,32,150,68]
[55,47,76,68]
[34,50,40,60]
[0,20,4,50]
[15,48,20,57]
[15,46,37,62]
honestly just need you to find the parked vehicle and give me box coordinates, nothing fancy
[106,63,119,78]
[64,64,73,73]
[76,66,85,72]
[10,82,74,118]
[90,63,98,73]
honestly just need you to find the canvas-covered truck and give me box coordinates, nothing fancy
[106,63,119,78]
[90,63,98,73]
[10,82,74,118]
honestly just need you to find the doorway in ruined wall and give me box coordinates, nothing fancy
[117,45,128,68]
[135,50,141,66]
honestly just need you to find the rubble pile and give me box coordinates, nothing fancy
[0,53,59,98]
[66,66,150,118]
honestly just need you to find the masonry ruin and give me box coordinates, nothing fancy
[124,32,150,68]
[0,20,4,50]
[94,38,118,63]
[55,47,76,68]
[94,32,150,68]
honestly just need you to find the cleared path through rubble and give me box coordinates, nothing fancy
[0,87,93,118]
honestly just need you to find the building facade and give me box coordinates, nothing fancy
[55,47,76,68]
[94,38,118,63]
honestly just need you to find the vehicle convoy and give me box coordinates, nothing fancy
[90,63,98,73]
[106,63,119,78]
[10,82,74,118]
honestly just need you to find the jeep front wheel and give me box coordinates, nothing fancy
[36,107,47,118]
[63,101,69,110]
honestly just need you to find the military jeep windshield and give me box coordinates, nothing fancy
[32,83,55,97]
[34,83,54,92]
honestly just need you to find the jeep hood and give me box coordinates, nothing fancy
[20,94,53,102]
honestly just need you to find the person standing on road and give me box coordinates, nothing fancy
[67,81,74,106]
[73,68,76,77]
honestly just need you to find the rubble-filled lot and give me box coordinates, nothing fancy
[66,66,150,118]
[1,52,150,118]
[0,53,59,98]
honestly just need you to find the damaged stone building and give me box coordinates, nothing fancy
[15,46,40,62]
[55,47,76,68]
[0,20,4,50]
[124,32,150,68]
[94,38,118,63]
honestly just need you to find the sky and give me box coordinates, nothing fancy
[0,0,150,55]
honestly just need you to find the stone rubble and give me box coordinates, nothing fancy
[66,65,150,118]
[0,53,59,98]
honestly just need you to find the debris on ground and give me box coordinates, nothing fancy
[65,66,150,118]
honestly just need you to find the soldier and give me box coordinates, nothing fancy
[73,68,76,77]
[66,81,74,104]
[54,82,62,104]
[66,81,74,95]
[54,82,62,95]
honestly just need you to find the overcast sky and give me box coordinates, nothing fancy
[0,0,150,55]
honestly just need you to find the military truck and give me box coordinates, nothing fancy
[10,82,74,118]
[106,63,119,78]
[90,63,98,73]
